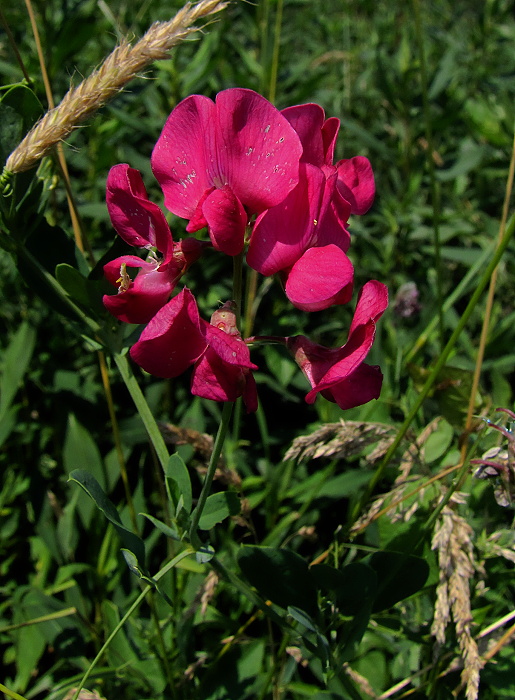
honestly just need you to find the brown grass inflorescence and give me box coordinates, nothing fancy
[4,0,228,175]
[431,497,482,700]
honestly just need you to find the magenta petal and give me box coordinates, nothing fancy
[106,164,173,256]
[204,324,258,369]
[103,283,171,325]
[247,163,326,275]
[281,104,327,166]
[304,325,376,403]
[285,245,354,312]
[191,322,258,407]
[215,88,302,212]
[336,156,375,215]
[103,255,174,324]
[202,186,247,256]
[103,255,153,286]
[191,349,246,403]
[151,95,217,219]
[349,280,389,336]
[321,363,383,410]
[130,288,206,377]
[321,117,340,165]
[242,371,258,413]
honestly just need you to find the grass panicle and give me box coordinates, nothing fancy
[432,498,482,700]
[4,0,227,174]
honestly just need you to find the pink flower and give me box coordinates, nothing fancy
[151,88,303,256]
[282,103,375,215]
[130,289,258,411]
[103,164,205,324]
[286,281,388,409]
[246,162,354,312]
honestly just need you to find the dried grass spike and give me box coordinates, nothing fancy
[431,502,482,700]
[4,0,228,174]
[283,420,394,463]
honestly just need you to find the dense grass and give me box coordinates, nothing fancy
[1,1,515,699]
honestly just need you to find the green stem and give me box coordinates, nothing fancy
[0,684,29,700]
[72,548,193,700]
[404,244,491,364]
[349,212,515,528]
[268,0,284,104]
[113,352,169,472]
[189,401,234,548]
[412,0,444,352]
[232,250,244,322]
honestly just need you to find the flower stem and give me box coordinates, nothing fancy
[189,401,234,548]
[113,352,169,472]
[232,250,244,322]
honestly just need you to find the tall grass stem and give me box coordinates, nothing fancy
[412,0,444,351]
[349,212,515,528]
[461,126,515,456]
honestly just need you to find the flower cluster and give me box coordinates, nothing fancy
[103,88,387,412]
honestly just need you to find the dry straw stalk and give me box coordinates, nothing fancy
[5,0,228,174]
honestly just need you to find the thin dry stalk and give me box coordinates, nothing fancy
[431,501,482,700]
[461,128,515,454]
[349,418,442,536]
[343,664,379,698]
[4,0,228,174]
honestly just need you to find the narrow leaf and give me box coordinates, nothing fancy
[69,469,145,568]
[198,491,240,530]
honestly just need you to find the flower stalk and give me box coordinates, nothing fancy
[189,401,234,549]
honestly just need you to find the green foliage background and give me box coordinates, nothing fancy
[1,0,515,698]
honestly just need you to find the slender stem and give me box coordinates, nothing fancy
[72,548,193,700]
[348,212,515,529]
[189,401,234,548]
[0,7,32,84]
[412,0,444,351]
[149,591,177,699]
[461,126,515,456]
[243,268,259,337]
[24,0,91,257]
[0,684,29,700]
[404,244,491,364]
[230,245,247,446]
[113,352,169,472]
[98,350,138,531]
[232,250,244,322]
[268,0,283,104]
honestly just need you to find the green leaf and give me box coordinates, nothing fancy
[196,544,215,564]
[434,366,479,427]
[198,491,240,530]
[422,419,454,463]
[0,405,18,450]
[55,263,104,315]
[0,84,42,165]
[436,138,487,181]
[165,452,192,517]
[238,545,318,617]
[68,468,145,568]
[0,321,36,421]
[288,606,331,666]
[368,551,429,612]
[63,414,106,489]
[311,562,377,616]
[140,512,181,541]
